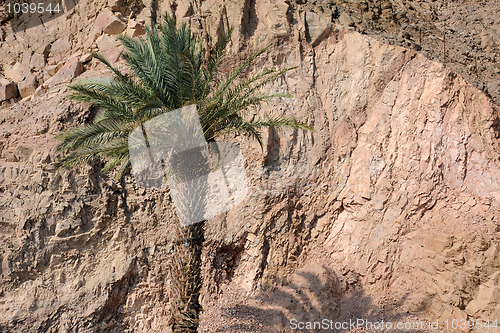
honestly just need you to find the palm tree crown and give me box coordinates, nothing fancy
[56,15,311,178]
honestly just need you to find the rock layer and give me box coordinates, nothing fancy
[0,0,499,332]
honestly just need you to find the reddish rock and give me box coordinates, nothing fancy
[18,74,38,98]
[94,8,114,33]
[3,62,30,83]
[80,53,93,63]
[99,47,123,63]
[44,58,83,87]
[0,78,18,101]
[50,37,72,56]
[176,1,195,18]
[305,11,332,46]
[93,8,126,36]
[103,17,126,35]
[127,19,146,37]
[29,52,45,70]
[0,1,500,331]
[108,0,123,12]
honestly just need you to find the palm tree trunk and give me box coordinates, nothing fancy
[169,220,205,333]
[168,146,210,333]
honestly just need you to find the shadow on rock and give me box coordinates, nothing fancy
[216,264,414,332]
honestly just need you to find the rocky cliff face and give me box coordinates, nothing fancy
[1,0,499,332]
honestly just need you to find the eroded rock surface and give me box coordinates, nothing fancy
[0,0,499,332]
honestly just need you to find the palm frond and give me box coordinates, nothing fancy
[56,139,129,168]
[56,119,129,151]
[69,82,134,121]
[57,14,312,179]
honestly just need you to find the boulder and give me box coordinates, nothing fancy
[127,19,146,37]
[48,38,73,66]
[80,53,93,63]
[481,33,496,51]
[175,0,195,18]
[108,0,123,12]
[96,34,121,52]
[4,62,30,83]
[100,47,123,63]
[94,8,126,36]
[305,12,332,46]
[44,64,59,77]
[103,17,127,35]
[0,78,18,102]
[44,58,83,88]
[30,53,45,70]
[55,220,71,237]
[50,37,72,56]
[18,75,38,98]
[338,12,354,27]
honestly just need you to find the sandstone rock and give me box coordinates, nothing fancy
[51,38,72,56]
[1,1,500,332]
[100,47,123,63]
[0,3,14,24]
[4,62,30,83]
[80,53,93,63]
[30,52,45,70]
[18,74,38,98]
[96,34,121,51]
[55,220,71,237]
[425,235,453,253]
[0,78,18,102]
[305,12,332,46]
[94,8,114,33]
[44,64,59,77]
[338,12,354,27]
[175,0,195,18]
[260,0,290,37]
[108,0,123,12]
[103,16,126,35]
[127,19,146,37]
[44,58,83,87]
[136,6,152,22]
[93,8,126,36]
[380,0,392,11]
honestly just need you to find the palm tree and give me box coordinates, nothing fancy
[56,15,312,333]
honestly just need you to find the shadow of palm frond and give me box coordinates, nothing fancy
[215,265,414,333]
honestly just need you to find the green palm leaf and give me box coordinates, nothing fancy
[57,14,312,179]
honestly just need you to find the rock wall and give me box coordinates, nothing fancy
[1,0,498,103]
[0,0,499,332]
